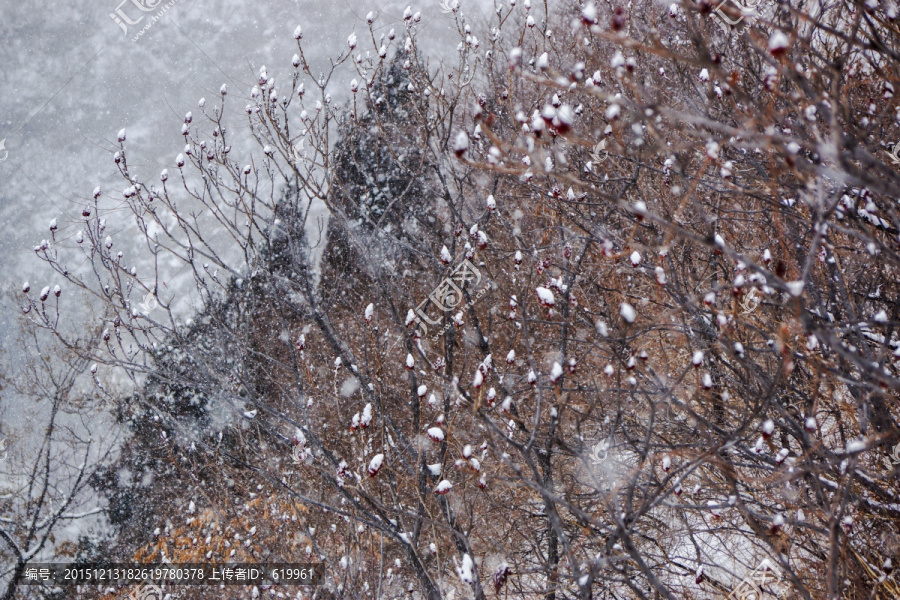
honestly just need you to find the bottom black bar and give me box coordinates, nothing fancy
[20,563,321,586]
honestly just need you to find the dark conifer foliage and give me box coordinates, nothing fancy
[320,51,441,306]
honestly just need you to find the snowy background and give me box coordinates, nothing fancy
[0,0,494,554]
[0,0,493,347]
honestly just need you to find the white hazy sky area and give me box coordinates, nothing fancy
[0,0,496,560]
